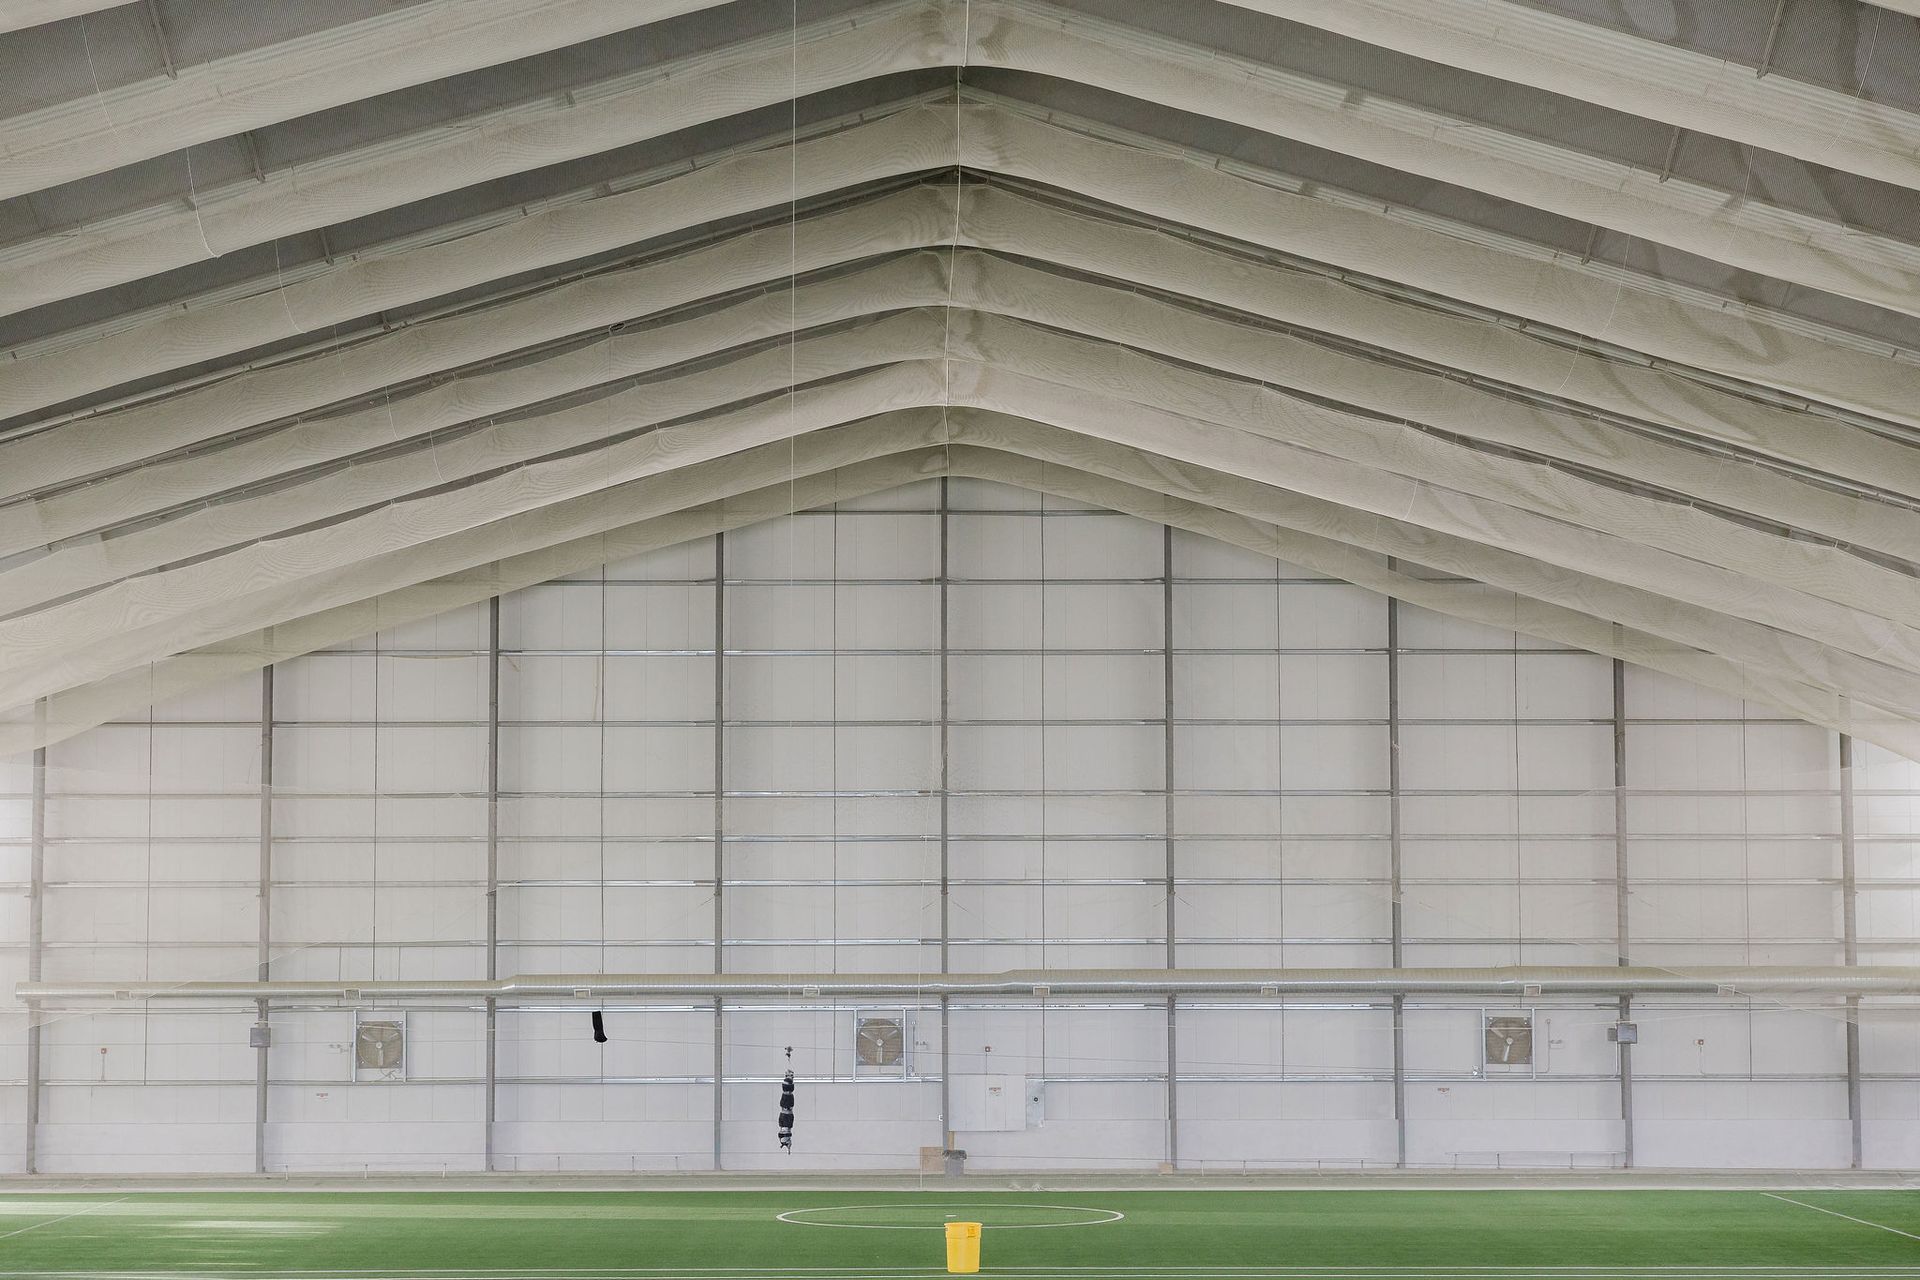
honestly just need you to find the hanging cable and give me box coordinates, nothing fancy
[938,0,973,471]
[786,0,799,532]
[598,565,609,1043]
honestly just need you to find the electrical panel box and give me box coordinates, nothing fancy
[950,1074,1030,1131]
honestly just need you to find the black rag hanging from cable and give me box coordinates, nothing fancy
[778,1046,796,1151]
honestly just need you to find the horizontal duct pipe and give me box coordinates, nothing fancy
[19,967,1920,1003]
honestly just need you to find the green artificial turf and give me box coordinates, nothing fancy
[0,1189,1915,1276]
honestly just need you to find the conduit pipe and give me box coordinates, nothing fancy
[19,967,1920,1003]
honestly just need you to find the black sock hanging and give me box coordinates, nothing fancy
[591,1010,607,1043]
[777,1045,796,1149]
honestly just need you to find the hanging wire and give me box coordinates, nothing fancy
[1740,696,1754,969]
[1038,489,1049,993]
[1853,7,1884,101]
[938,0,974,470]
[831,503,840,975]
[370,629,381,981]
[139,673,155,1084]
[1270,542,1287,965]
[181,143,217,261]
[598,565,608,992]
[786,0,799,533]
[1510,633,1523,968]
[786,0,800,1008]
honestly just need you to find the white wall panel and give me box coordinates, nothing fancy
[1860,1079,1920,1168]
[729,654,935,721]
[727,839,931,881]
[376,605,490,652]
[41,1083,254,1172]
[1179,1004,1392,1077]
[838,512,940,577]
[1181,1081,1396,1168]
[376,656,485,721]
[1405,1079,1626,1169]
[719,1079,937,1170]
[1284,654,1387,720]
[1050,586,1164,651]
[500,585,606,651]
[496,1082,712,1172]
[717,1002,938,1169]
[1633,1081,1851,1168]
[1175,653,1277,720]
[1173,529,1292,579]
[276,655,376,722]
[268,1082,483,1173]
[949,514,1041,578]
[726,725,932,793]
[605,585,715,651]
[1,484,1912,1173]
[725,884,934,942]
[504,1008,708,1081]
[1517,653,1615,719]
[961,1080,1166,1170]
[275,726,375,794]
[1279,585,1386,648]
[1037,513,1163,578]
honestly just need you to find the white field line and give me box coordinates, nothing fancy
[11,1274,1920,1280]
[3,1275,1916,1280]
[9,1269,1920,1274]
[3,1274,1920,1280]
[0,1199,129,1242]
[1761,1193,1920,1244]
[775,1202,1123,1228]
[0,1274,1910,1280]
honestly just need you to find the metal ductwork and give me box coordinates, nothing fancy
[19,967,1920,1004]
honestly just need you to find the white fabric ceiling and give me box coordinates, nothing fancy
[1,0,1917,758]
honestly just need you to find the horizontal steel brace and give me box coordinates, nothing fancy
[22,965,1920,1003]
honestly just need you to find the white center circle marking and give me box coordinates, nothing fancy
[775,1203,1125,1230]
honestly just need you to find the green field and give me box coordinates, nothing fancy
[0,1189,1916,1278]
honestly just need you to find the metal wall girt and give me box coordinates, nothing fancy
[27,966,1920,1002]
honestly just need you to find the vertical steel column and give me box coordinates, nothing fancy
[1386,590,1406,1169]
[938,480,953,1147]
[24,723,45,1176]
[711,533,727,1170]
[254,667,274,1173]
[484,597,500,1171]
[1162,524,1178,1169]
[1613,658,1635,1168]
[1840,733,1863,1168]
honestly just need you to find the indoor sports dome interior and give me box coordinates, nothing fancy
[2,0,1920,1188]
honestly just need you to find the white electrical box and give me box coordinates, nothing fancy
[950,1074,1030,1132]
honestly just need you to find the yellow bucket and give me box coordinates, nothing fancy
[944,1221,982,1274]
